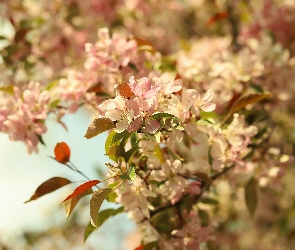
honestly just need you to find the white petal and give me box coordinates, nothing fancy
[201,103,216,112]
[115,119,128,133]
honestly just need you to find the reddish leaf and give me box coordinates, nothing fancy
[54,142,71,163]
[25,177,72,203]
[115,82,135,99]
[221,92,272,125]
[61,180,100,203]
[174,73,182,81]
[134,246,144,250]
[87,83,103,94]
[84,118,115,139]
[133,36,156,54]
[208,11,229,25]
[14,28,31,43]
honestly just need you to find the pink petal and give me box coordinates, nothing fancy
[137,77,151,92]
[144,119,160,134]
[125,99,140,115]
[23,90,34,103]
[143,85,160,99]
[127,117,142,132]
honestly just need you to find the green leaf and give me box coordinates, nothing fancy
[37,135,46,146]
[90,188,113,227]
[154,145,165,163]
[166,147,184,161]
[112,130,132,145]
[105,190,118,202]
[199,111,220,119]
[150,112,177,120]
[0,86,14,95]
[107,181,122,189]
[200,197,219,206]
[245,177,258,216]
[130,132,138,148]
[105,181,122,202]
[46,80,59,90]
[105,130,116,153]
[84,221,96,242]
[208,145,213,166]
[105,145,125,162]
[84,118,115,139]
[199,209,210,227]
[49,99,60,109]
[196,120,213,126]
[119,165,135,181]
[84,206,124,241]
[124,147,140,162]
[129,167,136,182]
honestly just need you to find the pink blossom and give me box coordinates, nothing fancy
[1,82,50,153]
[170,211,214,250]
[116,179,156,219]
[129,76,160,99]
[182,88,216,116]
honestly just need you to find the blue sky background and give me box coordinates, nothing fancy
[0,108,136,249]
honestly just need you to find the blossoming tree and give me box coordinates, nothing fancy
[1,0,295,249]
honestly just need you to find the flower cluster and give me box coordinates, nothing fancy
[0,82,50,153]
[1,0,295,249]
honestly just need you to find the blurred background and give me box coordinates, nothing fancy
[0,108,138,250]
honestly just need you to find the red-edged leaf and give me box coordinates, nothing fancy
[25,177,71,203]
[61,180,100,203]
[64,188,93,218]
[54,142,71,163]
[115,82,135,99]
